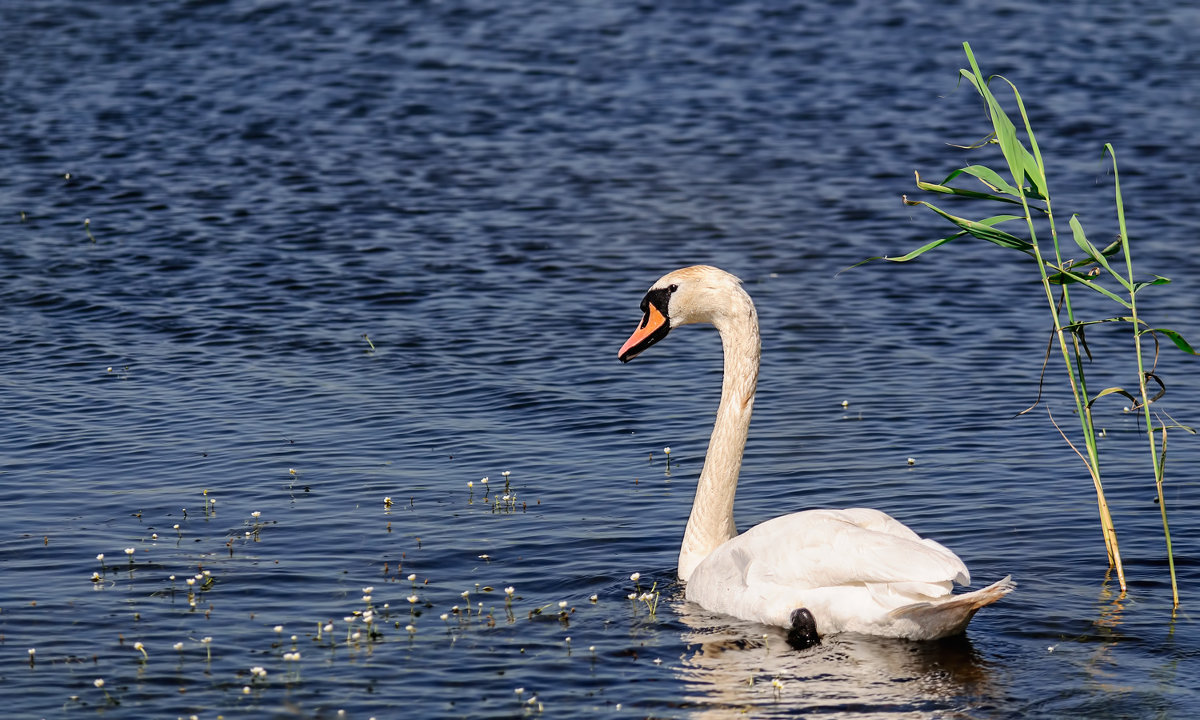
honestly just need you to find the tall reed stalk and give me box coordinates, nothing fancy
[861,42,1195,606]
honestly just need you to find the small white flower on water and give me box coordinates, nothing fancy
[134,642,144,651]
[630,572,640,582]
[203,570,211,576]
[407,573,417,582]
[362,586,374,594]
[169,575,175,581]
[515,688,525,695]
[28,648,35,655]
[362,594,372,603]
[505,586,515,595]
[351,631,361,641]
[251,511,261,519]
[467,481,473,488]
[186,578,196,586]
[245,531,251,538]
[772,678,784,689]
[405,624,416,633]
[94,678,104,688]
[558,600,567,609]
[151,533,158,540]
[90,572,101,581]
[96,554,104,562]
[324,623,334,632]
[124,548,135,556]
[907,457,916,466]
[589,594,598,602]
[201,636,212,644]
[289,468,297,475]
[841,399,849,408]
[243,686,251,694]
[653,658,662,665]
[565,636,572,643]
[627,593,637,600]
[407,595,419,604]
[589,646,595,652]
[479,554,489,560]
[663,447,670,454]
[502,470,510,477]
[461,590,470,598]
[362,609,374,622]
[173,642,183,651]
[502,494,511,501]
[480,477,488,484]
[440,613,449,620]
[173,524,180,530]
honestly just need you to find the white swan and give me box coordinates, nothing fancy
[618,265,1013,645]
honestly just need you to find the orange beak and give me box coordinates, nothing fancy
[618,301,670,362]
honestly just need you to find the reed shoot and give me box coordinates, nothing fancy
[860,42,1195,606]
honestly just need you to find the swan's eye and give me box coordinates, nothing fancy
[668,284,678,293]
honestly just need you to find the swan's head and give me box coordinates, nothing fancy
[618,265,746,363]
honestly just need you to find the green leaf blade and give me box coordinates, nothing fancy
[1069,214,1130,291]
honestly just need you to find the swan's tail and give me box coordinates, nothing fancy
[887,575,1015,641]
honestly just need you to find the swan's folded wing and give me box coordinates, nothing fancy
[731,509,971,592]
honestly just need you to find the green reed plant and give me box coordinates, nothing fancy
[861,42,1195,607]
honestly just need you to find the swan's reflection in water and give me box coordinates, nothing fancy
[673,598,1003,718]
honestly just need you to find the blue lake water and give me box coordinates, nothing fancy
[2,0,1199,717]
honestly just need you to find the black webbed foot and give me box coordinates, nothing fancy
[786,608,820,649]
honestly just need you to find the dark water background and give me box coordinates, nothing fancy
[2,1,1199,717]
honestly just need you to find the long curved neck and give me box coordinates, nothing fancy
[677,292,760,582]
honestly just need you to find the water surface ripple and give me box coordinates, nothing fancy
[2,1,1198,717]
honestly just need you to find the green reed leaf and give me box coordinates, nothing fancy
[1087,385,1138,409]
[1131,275,1171,294]
[1069,214,1130,291]
[909,198,1031,250]
[1148,328,1198,355]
